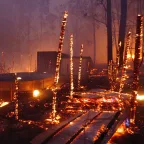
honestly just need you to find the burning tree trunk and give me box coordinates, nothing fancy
[13,73,19,120]
[118,0,127,67]
[108,61,117,91]
[70,35,74,99]
[52,11,68,123]
[78,44,83,89]
[130,15,143,124]
[119,31,131,98]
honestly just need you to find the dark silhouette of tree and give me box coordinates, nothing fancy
[118,0,127,67]
[107,0,113,63]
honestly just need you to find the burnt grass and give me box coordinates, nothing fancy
[0,88,79,144]
[0,75,144,144]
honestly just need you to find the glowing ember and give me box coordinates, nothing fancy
[70,122,73,125]
[19,119,48,130]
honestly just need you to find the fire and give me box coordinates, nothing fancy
[127,53,134,59]
[0,101,9,107]
[127,53,131,59]
[70,34,74,99]
[33,90,40,98]
[136,94,144,100]
[78,44,83,89]
[108,123,126,143]
[117,126,125,133]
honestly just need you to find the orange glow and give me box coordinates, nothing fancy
[70,122,73,125]
[127,53,134,59]
[132,54,134,59]
[117,126,124,133]
[33,90,40,97]
[127,53,131,59]
[108,123,126,143]
[136,94,144,100]
[0,101,9,107]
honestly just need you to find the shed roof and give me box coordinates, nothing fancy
[0,72,54,81]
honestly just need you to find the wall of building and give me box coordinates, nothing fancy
[60,57,92,79]
[37,52,57,73]
[0,76,55,101]
[37,51,69,74]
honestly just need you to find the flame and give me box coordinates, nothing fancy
[136,94,144,100]
[117,127,124,133]
[0,101,9,107]
[108,123,126,143]
[33,90,40,98]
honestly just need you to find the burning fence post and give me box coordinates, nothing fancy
[130,15,143,124]
[52,11,68,123]
[70,35,74,99]
[78,44,83,89]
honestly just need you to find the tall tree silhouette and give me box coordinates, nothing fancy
[107,0,113,63]
[118,0,127,67]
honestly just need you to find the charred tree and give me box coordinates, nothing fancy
[118,0,127,67]
[107,0,113,64]
[130,15,143,124]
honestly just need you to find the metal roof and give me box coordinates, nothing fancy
[0,72,54,81]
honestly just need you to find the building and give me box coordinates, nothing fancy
[60,56,93,79]
[0,72,54,101]
[37,51,69,73]
[37,51,93,79]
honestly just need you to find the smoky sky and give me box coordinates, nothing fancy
[0,0,142,72]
